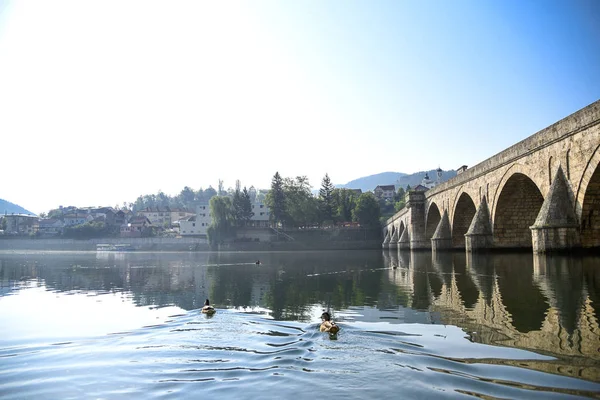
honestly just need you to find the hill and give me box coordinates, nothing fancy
[0,198,36,216]
[338,169,457,192]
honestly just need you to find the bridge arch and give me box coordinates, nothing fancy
[578,143,600,248]
[452,192,477,248]
[493,171,544,248]
[491,163,544,220]
[425,202,442,242]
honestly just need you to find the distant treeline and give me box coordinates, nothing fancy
[129,185,267,212]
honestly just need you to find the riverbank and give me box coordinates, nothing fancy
[0,237,383,251]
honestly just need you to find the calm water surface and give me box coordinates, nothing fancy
[0,249,599,399]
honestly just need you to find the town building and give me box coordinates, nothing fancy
[3,214,39,235]
[137,207,172,227]
[120,216,153,238]
[38,218,65,236]
[374,185,396,201]
[179,201,271,236]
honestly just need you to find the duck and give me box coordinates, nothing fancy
[320,311,340,334]
[201,298,216,315]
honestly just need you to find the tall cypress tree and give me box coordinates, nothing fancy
[319,173,335,224]
[267,172,286,226]
[241,187,254,225]
[232,188,244,226]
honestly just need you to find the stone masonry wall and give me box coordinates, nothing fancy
[385,99,600,250]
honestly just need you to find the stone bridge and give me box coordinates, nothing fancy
[383,100,600,253]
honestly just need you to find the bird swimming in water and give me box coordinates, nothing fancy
[202,298,216,314]
[255,260,261,265]
[320,311,339,334]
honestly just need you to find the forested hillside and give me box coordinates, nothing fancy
[0,198,35,215]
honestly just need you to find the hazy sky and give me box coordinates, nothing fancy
[1,0,599,214]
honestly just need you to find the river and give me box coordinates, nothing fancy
[0,249,598,399]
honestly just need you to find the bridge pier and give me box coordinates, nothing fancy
[431,210,453,251]
[389,228,399,249]
[407,190,431,250]
[465,196,494,252]
[398,227,410,250]
[382,230,390,249]
[530,167,581,253]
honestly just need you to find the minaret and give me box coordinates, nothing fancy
[421,172,430,188]
[436,167,443,185]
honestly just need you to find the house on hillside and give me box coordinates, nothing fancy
[137,207,172,227]
[63,213,93,227]
[169,208,195,225]
[120,216,153,238]
[412,184,429,192]
[115,209,132,226]
[374,185,396,201]
[38,218,65,236]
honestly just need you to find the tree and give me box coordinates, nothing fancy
[352,193,381,228]
[318,173,335,224]
[178,186,196,206]
[248,186,257,203]
[266,172,286,226]
[204,186,218,201]
[394,187,407,211]
[232,187,254,226]
[283,176,319,227]
[240,187,254,224]
[332,188,358,223]
[207,196,235,245]
[395,187,406,202]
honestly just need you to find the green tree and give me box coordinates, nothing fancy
[240,187,254,224]
[395,187,406,202]
[266,172,286,226]
[333,188,358,223]
[232,187,254,227]
[207,196,235,245]
[178,186,196,206]
[352,193,381,228]
[283,176,319,227]
[318,173,335,225]
[394,186,406,212]
[232,187,243,225]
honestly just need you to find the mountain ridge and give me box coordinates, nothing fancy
[0,198,36,216]
[336,170,457,192]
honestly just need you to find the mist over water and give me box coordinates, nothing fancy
[1,250,599,399]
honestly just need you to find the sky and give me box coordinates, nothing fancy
[1,0,599,215]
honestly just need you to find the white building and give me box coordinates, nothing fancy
[374,185,396,201]
[421,168,444,189]
[179,202,270,236]
[249,202,270,227]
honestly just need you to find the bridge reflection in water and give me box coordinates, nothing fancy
[383,249,600,382]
